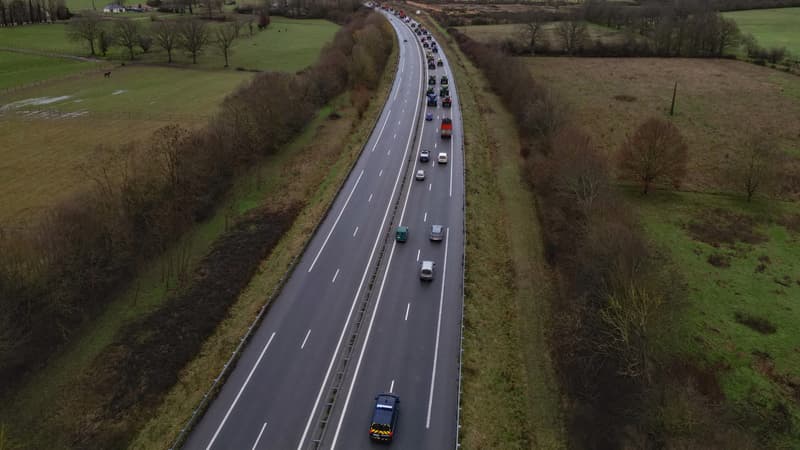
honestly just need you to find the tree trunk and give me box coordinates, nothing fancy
[89,38,95,56]
[167,48,172,63]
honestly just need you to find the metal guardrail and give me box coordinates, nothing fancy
[167,12,403,450]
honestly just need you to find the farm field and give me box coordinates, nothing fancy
[0,50,100,90]
[0,15,338,224]
[457,21,628,47]
[527,57,800,191]
[528,56,800,446]
[724,7,800,57]
[0,66,250,223]
[0,16,339,71]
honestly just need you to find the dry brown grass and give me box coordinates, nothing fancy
[527,57,800,193]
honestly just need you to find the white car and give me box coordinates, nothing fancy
[415,169,425,180]
[438,152,448,164]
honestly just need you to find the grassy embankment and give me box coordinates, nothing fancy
[0,16,339,224]
[417,11,566,449]
[529,56,800,447]
[724,7,800,57]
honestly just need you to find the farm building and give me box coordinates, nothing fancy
[102,4,126,12]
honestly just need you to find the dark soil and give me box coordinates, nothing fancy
[734,311,777,335]
[707,253,731,268]
[686,208,768,248]
[69,203,300,448]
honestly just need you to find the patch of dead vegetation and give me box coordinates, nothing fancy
[686,208,767,248]
[752,351,800,404]
[707,253,731,268]
[734,312,777,335]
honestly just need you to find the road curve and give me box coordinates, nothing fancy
[181,9,464,450]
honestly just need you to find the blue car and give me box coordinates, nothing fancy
[425,112,433,121]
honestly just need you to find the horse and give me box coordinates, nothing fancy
[104,71,111,78]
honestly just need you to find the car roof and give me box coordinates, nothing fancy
[432,224,443,232]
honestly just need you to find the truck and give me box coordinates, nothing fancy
[440,117,452,138]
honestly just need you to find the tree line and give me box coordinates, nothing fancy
[0,0,68,25]
[0,9,393,396]
[449,27,781,447]
[67,11,269,65]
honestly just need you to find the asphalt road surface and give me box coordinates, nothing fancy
[182,10,465,450]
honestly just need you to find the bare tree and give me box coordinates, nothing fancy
[138,34,153,53]
[98,29,113,56]
[153,19,179,63]
[556,19,588,55]
[215,21,239,67]
[599,283,663,380]
[617,117,688,194]
[115,18,140,60]
[179,17,208,64]
[716,17,740,56]
[727,135,781,202]
[516,11,548,54]
[67,11,102,56]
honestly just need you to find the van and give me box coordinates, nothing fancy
[438,152,448,164]
[420,260,435,280]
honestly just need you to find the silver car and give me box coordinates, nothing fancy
[420,260,435,280]
[429,224,444,241]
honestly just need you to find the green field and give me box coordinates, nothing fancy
[0,16,339,71]
[724,7,800,57]
[0,66,250,222]
[630,190,800,447]
[0,50,100,90]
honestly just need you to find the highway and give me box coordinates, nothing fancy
[182,9,464,450]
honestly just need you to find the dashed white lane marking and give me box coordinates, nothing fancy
[379,169,383,177]
[387,149,391,155]
[332,268,340,284]
[301,329,311,349]
[423,212,427,222]
[393,133,397,139]
[368,193,373,203]
[353,226,359,237]
[428,183,432,191]
[389,379,395,393]
[250,422,267,450]
[205,332,276,450]
[405,303,411,321]
[434,142,437,148]
[416,249,420,261]
[307,170,365,273]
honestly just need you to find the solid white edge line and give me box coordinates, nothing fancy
[250,422,267,450]
[307,169,365,273]
[301,329,311,350]
[426,228,449,428]
[330,16,428,450]
[206,332,276,450]
[449,131,454,197]
[370,109,392,153]
[296,15,425,450]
